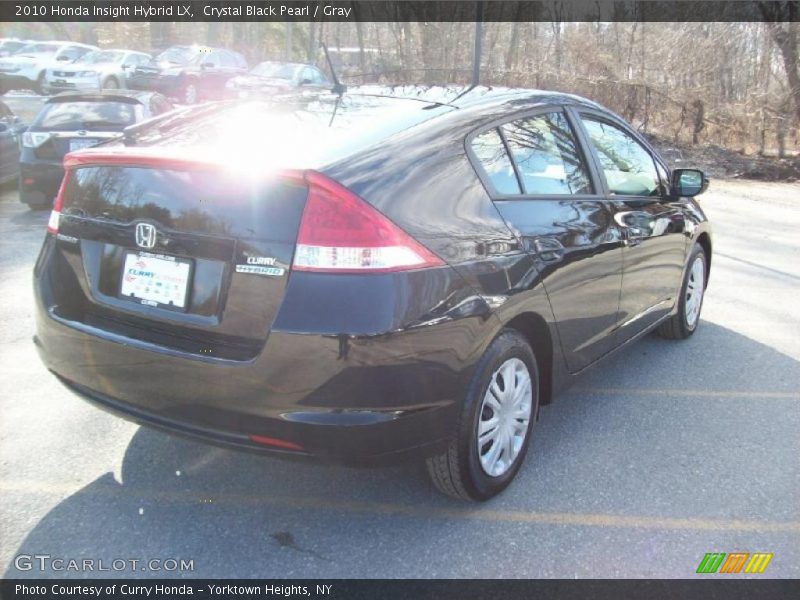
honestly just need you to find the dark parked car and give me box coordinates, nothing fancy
[20,91,174,208]
[127,45,248,104]
[0,99,25,185]
[33,87,711,500]
[225,61,330,99]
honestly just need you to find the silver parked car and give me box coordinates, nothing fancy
[0,41,97,94]
[43,49,152,94]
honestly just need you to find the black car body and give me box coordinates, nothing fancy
[127,45,248,104]
[0,99,25,184]
[20,91,174,208]
[33,87,712,500]
[225,62,331,99]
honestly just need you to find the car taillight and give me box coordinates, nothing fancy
[293,171,444,273]
[22,131,51,149]
[47,171,70,234]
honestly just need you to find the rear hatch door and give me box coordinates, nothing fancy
[51,161,308,361]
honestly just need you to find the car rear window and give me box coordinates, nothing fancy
[34,101,139,131]
[62,166,306,241]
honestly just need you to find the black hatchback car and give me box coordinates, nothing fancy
[20,91,173,208]
[127,45,248,104]
[33,87,711,500]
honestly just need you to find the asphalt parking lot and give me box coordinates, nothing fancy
[0,174,798,578]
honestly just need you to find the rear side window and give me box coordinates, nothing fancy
[470,129,521,195]
[580,118,660,196]
[501,112,592,195]
[35,101,139,131]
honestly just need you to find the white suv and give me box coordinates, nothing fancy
[0,41,97,94]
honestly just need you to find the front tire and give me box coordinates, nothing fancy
[182,82,198,104]
[102,77,119,90]
[35,72,47,95]
[426,329,539,501]
[657,243,707,340]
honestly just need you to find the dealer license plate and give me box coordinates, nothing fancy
[69,138,99,151]
[120,251,192,310]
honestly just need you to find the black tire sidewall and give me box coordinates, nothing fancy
[183,82,198,104]
[677,244,707,336]
[457,330,539,500]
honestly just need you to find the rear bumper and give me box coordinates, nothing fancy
[50,370,449,466]
[44,79,100,94]
[33,254,490,465]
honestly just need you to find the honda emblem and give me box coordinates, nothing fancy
[135,223,157,249]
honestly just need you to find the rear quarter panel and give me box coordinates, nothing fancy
[323,107,569,401]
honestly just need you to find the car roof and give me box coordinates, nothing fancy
[161,44,232,52]
[17,41,96,49]
[88,48,149,54]
[74,86,615,172]
[342,85,605,112]
[256,61,308,68]
[46,91,158,104]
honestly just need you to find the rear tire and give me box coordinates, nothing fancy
[35,72,47,95]
[426,329,539,501]
[182,82,198,104]
[657,243,707,340]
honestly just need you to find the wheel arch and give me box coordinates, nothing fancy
[503,311,554,405]
[696,231,712,286]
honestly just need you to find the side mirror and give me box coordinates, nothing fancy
[201,62,214,70]
[56,55,71,62]
[672,168,708,197]
[300,77,313,85]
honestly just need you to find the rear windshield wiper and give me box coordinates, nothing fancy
[122,101,234,145]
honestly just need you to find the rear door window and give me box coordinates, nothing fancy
[470,128,521,195]
[501,112,592,195]
[580,117,660,196]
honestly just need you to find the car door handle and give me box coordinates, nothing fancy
[625,227,644,247]
[531,238,565,262]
